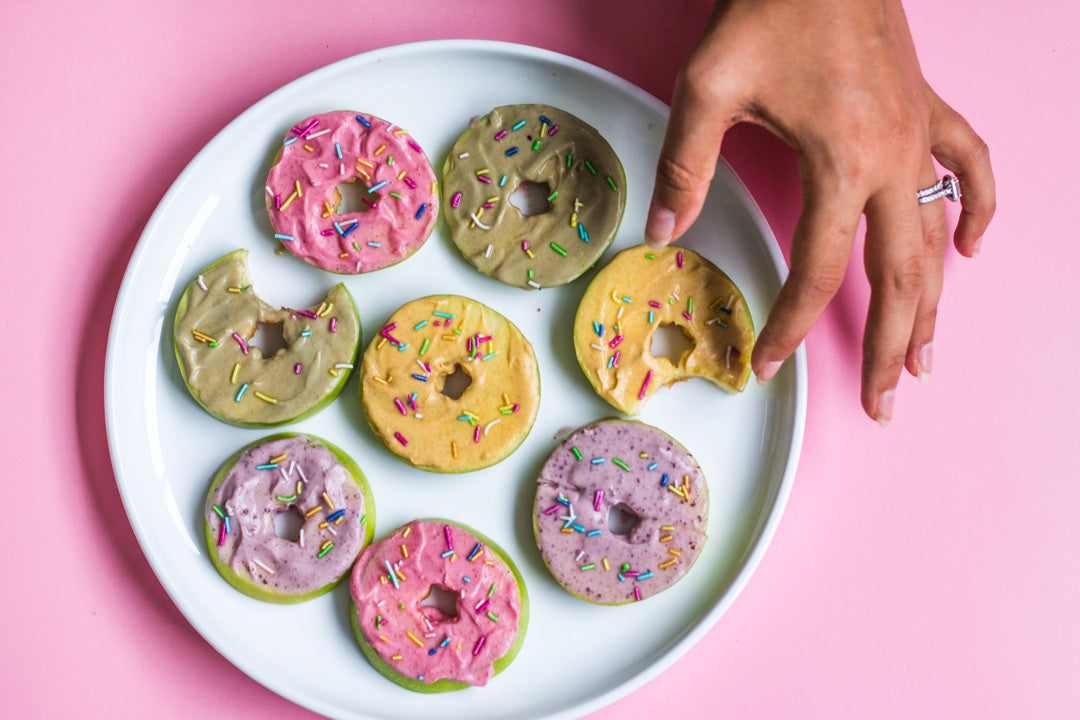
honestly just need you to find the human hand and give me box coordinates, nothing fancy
[645,0,995,425]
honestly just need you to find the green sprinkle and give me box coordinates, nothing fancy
[621,563,630,572]
[487,583,497,598]
[688,297,694,314]
[581,563,597,571]
[528,268,534,279]
[571,446,583,460]
[612,458,631,472]
[353,242,361,250]
[606,176,618,191]
[419,338,430,356]
[645,253,656,259]
[584,160,597,175]
[389,191,403,199]
[487,611,501,622]
[208,341,219,347]
[276,493,298,502]
[317,543,334,558]
[360,514,368,524]
[546,190,559,201]
[566,153,573,169]
[550,242,568,257]
[387,155,394,166]
[212,505,225,518]
[531,140,540,151]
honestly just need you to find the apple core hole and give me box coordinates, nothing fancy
[418,584,460,618]
[335,180,374,214]
[252,322,287,358]
[439,364,472,400]
[608,503,640,537]
[648,323,694,365]
[273,507,305,542]
[508,180,552,216]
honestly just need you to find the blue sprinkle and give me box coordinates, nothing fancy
[512,120,526,130]
[433,311,455,319]
[462,577,471,583]
[617,573,626,582]
[499,174,508,187]
[661,474,669,486]
[505,147,519,156]
[300,329,311,337]
[333,221,344,235]
[255,463,279,470]
[591,457,605,465]
[415,203,427,219]
[385,560,399,588]
[648,462,658,470]
[593,321,603,336]
[224,516,231,533]
[441,550,456,558]
[283,137,299,146]
[327,509,346,522]
[539,115,551,125]
[467,543,482,561]
[413,320,429,330]
[428,649,437,656]
[356,115,371,127]
[341,221,359,238]
[274,233,295,242]
[396,343,409,351]
[335,142,342,159]
[637,571,655,581]
[587,529,603,537]
[556,496,570,506]
[572,524,586,533]
[440,637,451,647]
[481,352,496,361]
[411,374,428,382]
[368,180,388,193]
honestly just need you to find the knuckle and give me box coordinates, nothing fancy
[792,263,847,302]
[655,154,709,196]
[875,255,926,297]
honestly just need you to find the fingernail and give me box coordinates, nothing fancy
[972,236,983,258]
[917,343,933,383]
[876,390,896,428]
[645,205,675,249]
[755,360,782,385]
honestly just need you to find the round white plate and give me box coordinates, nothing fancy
[106,40,806,720]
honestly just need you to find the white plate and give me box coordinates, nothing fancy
[106,40,806,720]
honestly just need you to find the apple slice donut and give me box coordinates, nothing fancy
[359,294,540,472]
[349,519,528,691]
[173,249,361,427]
[573,244,755,415]
[204,433,376,603]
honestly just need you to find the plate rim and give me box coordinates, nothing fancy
[105,38,807,720]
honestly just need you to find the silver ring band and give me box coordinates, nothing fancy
[917,174,961,204]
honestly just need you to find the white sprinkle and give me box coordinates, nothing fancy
[306,128,330,139]
[483,419,500,436]
[278,465,290,483]
[296,464,309,486]
[197,275,207,291]
[318,163,329,168]
[340,162,345,175]
[289,461,297,478]
[425,632,436,638]
[356,261,362,273]
[484,244,493,258]
[415,359,428,373]
[265,185,273,196]
[224,503,234,516]
[470,212,491,230]
[527,280,541,289]
[299,528,305,548]
[725,346,732,369]
[326,524,337,536]
[376,600,385,607]
[617,306,624,320]
[415,413,424,419]
[590,343,602,350]
[672,291,680,301]
[253,558,275,575]
[575,550,585,562]
[727,294,735,310]
[334,363,354,369]
[458,152,470,159]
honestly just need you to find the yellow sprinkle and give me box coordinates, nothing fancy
[357,157,373,168]
[295,179,303,198]
[227,287,241,294]
[377,337,387,350]
[486,196,499,204]
[380,576,386,584]
[570,212,578,227]
[659,535,673,543]
[430,181,437,194]
[639,452,649,458]
[320,302,333,318]
[315,301,328,317]
[397,170,408,180]
[322,200,334,218]
[451,441,459,459]
[525,249,535,259]
[356,168,371,181]
[373,144,386,156]
[373,374,389,385]
[449,553,457,563]
[391,654,402,661]
[305,505,323,517]
[269,453,288,464]
[379,635,390,643]
[401,544,409,558]
[561,527,574,534]
[658,559,678,569]
[319,521,328,529]
[396,570,407,580]
[502,393,511,405]
[253,391,277,404]
[661,525,674,531]
[296,480,303,495]
[334,514,343,525]
[403,527,411,538]
[541,122,548,137]
[323,492,336,511]
[669,548,682,556]
[602,557,610,571]
[329,368,339,377]
[338,253,348,259]
[475,168,490,175]
[392,129,408,135]
[667,483,685,497]
[303,143,314,152]
[230,363,241,385]
[471,548,484,562]
[279,190,298,211]
[441,334,458,341]
[320,540,332,551]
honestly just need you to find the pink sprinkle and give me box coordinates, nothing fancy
[329,317,337,333]
[608,335,623,349]
[274,195,281,209]
[394,398,407,415]
[638,369,653,400]
[293,118,318,137]
[633,586,642,601]
[383,323,398,332]
[548,125,559,136]
[407,140,422,152]
[474,425,481,443]
[612,350,621,366]
[451,192,462,208]
[648,300,662,308]
[477,175,492,184]
[477,335,493,343]
[682,311,693,321]
[623,571,640,578]
[404,177,417,189]
[521,240,530,251]
[473,635,487,656]
[361,198,378,209]
[544,505,560,515]
[394,432,408,447]
[294,363,302,374]
[475,598,491,614]
[512,403,520,413]
[218,522,226,547]
[320,228,334,236]
[406,395,417,411]
[494,130,507,140]
[594,490,604,512]
[232,332,248,355]
[296,310,318,318]
[677,251,684,268]
[445,525,454,550]
[483,203,495,209]
[730,347,742,357]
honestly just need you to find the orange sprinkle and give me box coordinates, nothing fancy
[323,492,336,510]
[356,157,373,168]
[269,453,288,464]
[373,144,386,156]
[658,559,678,569]
[659,535,673,543]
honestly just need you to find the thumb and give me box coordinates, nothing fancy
[646,64,736,248]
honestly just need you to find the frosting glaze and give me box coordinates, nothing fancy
[573,244,755,415]
[173,249,361,426]
[266,111,439,274]
[350,520,525,688]
[442,104,625,289]
[359,294,540,472]
[533,419,707,604]
[205,434,373,602]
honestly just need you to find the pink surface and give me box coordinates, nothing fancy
[2,1,1077,718]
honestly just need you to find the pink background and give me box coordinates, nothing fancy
[3,1,1077,718]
